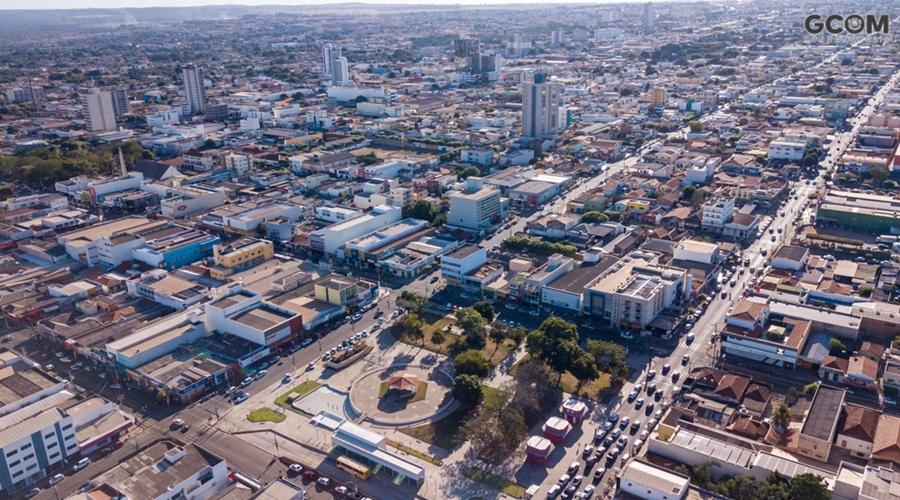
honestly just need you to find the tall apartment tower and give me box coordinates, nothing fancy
[650,87,667,107]
[643,3,655,31]
[323,43,341,75]
[182,65,206,115]
[110,88,130,118]
[506,34,532,58]
[551,29,564,46]
[522,79,562,140]
[333,57,351,87]
[82,88,117,132]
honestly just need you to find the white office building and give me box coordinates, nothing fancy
[522,81,563,140]
[309,205,402,257]
[182,65,206,115]
[333,57,351,87]
[82,89,117,132]
[0,403,79,494]
[448,177,505,231]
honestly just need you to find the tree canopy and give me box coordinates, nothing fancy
[581,211,609,224]
[452,374,483,408]
[454,349,491,378]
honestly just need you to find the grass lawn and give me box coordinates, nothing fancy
[247,407,286,423]
[397,386,507,450]
[385,438,443,466]
[508,357,611,399]
[461,466,526,499]
[274,381,322,416]
[391,315,518,367]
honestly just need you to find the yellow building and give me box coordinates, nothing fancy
[208,238,274,279]
[314,278,358,308]
[650,87,667,107]
[626,200,650,214]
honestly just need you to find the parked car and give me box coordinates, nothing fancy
[316,477,331,487]
[24,488,40,499]
[49,473,65,486]
[289,464,303,474]
[171,419,185,429]
[73,457,91,471]
[254,369,267,380]
[240,377,252,387]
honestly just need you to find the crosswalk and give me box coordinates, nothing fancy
[677,339,707,352]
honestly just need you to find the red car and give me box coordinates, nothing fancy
[303,470,317,480]
[112,440,124,450]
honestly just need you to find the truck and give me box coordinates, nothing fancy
[877,235,898,244]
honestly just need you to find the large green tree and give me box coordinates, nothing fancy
[397,290,427,315]
[581,211,609,224]
[455,307,488,350]
[472,301,494,322]
[452,374,483,408]
[526,317,583,380]
[790,473,831,500]
[454,349,491,378]
[401,200,441,224]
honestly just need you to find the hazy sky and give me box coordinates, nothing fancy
[5,0,626,10]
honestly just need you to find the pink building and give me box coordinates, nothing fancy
[561,398,589,425]
[525,435,554,465]
[544,416,571,444]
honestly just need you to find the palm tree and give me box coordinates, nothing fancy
[771,401,791,433]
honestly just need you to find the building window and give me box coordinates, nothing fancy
[48,442,57,449]
[26,464,36,471]
[12,471,22,478]
[20,444,31,451]
[7,449,17,457]
[9,460,20,467]
[61,424,72,431]
[23,454,34,461]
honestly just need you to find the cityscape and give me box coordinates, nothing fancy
[0,1,899,499]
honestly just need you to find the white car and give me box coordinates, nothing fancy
[48,473,65,485]
[44,364,54,371]
[73,457,91,471]
[335,486,349,495]
[886,396,898,405]
[288,464,303,474]
[317,477,332,487]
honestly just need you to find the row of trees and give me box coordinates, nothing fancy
[504,236,577,257]
[675,461,830,500]
[523,317,630,393]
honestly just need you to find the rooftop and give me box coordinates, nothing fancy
[800,384,845,441]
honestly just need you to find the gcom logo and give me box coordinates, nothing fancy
[804,14,889,35]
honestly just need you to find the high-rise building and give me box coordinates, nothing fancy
[333,57,351,87]
[323,43,341,76]
[551,29,564,46]
[110,88,130,118]
[650,87,667,107]
[182,65,206,115]
[522,80,563,140]
[643,2,655,31]
[507,34,532,58]
[82,89,117,132]
[5,85,44,104]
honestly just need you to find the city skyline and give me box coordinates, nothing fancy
[3,0,675,11]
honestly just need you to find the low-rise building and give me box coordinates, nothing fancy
[797,384,845,462]
[583,255,688,329]
[837,404,879,460]
[89,442,230,500]
[440,245,487,287]
[619,460,690,500]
